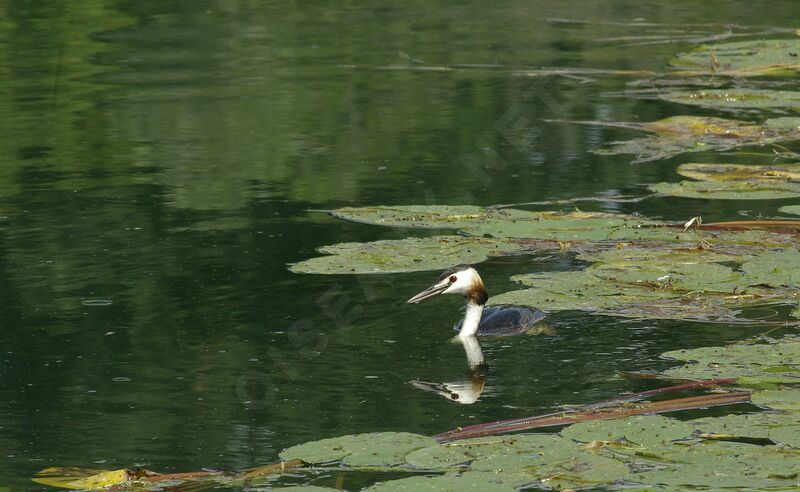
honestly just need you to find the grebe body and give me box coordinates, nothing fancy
[407,265,544,338]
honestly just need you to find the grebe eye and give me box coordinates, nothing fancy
[449,275,457,283]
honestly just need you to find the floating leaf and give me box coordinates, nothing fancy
[752,388,800,412]
[279,432,435,466]
[630,441,800,488]
[404,444,471,469]
[368,470,533,491]
[332,206,664,241]
[659,89,800,111]
[780,205,800,216]
[560,415,695,448]
[650,180,800,200]
[289,236,521,274]
[660,337,800,385]
[671,39,800,76]
[740,248,800,287]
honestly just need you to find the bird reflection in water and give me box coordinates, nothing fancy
[411,335,487,405]
[406,265,555,404]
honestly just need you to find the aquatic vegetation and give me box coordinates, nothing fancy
[671,39,800,76]
[590,115,800,163]
[31,332,800,490]
[651,162,800,199]
[659,88,800,112]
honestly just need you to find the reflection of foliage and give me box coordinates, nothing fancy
[44,336,799,490]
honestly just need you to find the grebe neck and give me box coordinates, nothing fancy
[458,300,484,338]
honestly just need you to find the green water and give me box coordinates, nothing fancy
[1,1,799,489]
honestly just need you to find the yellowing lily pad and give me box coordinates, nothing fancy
[32,468,131,490]
[592,116,800,163]
[671,39,800,76]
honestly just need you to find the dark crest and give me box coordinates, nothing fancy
[437,264,473,282]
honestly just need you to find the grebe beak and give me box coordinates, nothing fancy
[407,282,448,304]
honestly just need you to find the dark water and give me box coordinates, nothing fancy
[1,1,799,489]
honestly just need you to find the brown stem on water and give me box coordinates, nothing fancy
[434,390,750,442]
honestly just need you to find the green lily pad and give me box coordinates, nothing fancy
[332,206,664,241]
[560,415,696,449]
[740,249,800,287]
[465,434,578,472]
[660,89,800,111]
[289,236,521,274]
[404,445,471,469]
[752,388,800,412]
[650,180,800,200]
[671,39,800,76]
[631,441,800,488]
[677,162,800,182]
[279,432,435,466]
[533,452,633,490]
[660,337,800,385]
[780,205,800,216]
[368,470,534,491]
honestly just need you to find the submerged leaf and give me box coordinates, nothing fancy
[672,39,800,76]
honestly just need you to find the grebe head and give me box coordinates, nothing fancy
[407,265,488,305]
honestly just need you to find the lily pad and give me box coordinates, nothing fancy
[32,468,132,490]
[752,388,800,412]
[649,180,800,200]
[332,206,665,241]
[631,441,800,488]
[780,205,800,216]
[289,236,521,274]
[660,336,800,386]
[739,249,800,287]
[279,432,435,466]
[659,89,800,111]
[405,445,472,469]
[368,470,533,491]
[560,415,695,449]
[671,39,800,76]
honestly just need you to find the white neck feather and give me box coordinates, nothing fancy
[459,333,485,369]
[458,301,484,338]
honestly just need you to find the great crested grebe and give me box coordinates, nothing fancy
[407,265,545,337]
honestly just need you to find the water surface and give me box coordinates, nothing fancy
[1,1,799,488]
